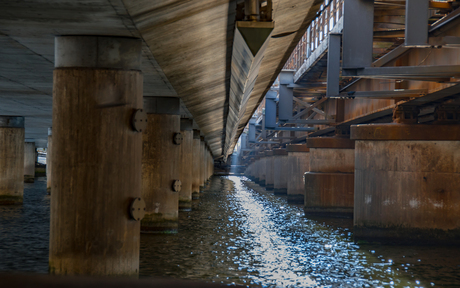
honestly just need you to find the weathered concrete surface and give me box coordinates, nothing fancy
[49,36,142,276]
[304,137,355,217]
[273,149,288,195]
[200,139,205,189]
[142,98,181,233]
[179,119,193,211]
[24,142,35,183]
[265,151,274,190]
[287,145,309,204]
[191,130,201,200]
[258,155,267,187]
[353,124,460,244]
[0,120,24,205]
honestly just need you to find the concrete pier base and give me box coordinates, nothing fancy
[179,119,193,211]
[24,142,35,183]
[304,137,355,217]
[258,153,266,187]
[46,128,52,193]
[287,144,309,204]
[265,151,274,190]
[49,36,143,276]
[273,149,288,195]
[142,97,181,234]
[352,124,460,244]
[0,116,24,205]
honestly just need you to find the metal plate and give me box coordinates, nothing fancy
[173,133,183,145]
[129,198,146,221]
[131,109,148,132]
[172,180,182,192]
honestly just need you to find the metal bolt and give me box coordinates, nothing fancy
[129,197,146,221]
[172,180,182,192]
[131,109,148,132]
[173,133,183,145]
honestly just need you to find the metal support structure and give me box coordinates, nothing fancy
[326,33,341,97]
[405,0,430,47]
[279,70,294,121]
[248,118,256,142]
[342,0,374,69]
[265,90,277,129]
[330,89,428,99]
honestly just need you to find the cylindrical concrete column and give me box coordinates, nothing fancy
[265,151,274,190]
[49,36,143,276]
[273,149,288,195]
[254,156,260,183]
[286,144,310,203]
[179,119,193,211]
[191,130,201,200]
[142,97,181,233]
[46,128,52,193]
[24,142,36,183]
[258,152,267,186]
[0,116,24,205]
[352,124,460,244]
[200,138,205,189]
[304,137,355,217]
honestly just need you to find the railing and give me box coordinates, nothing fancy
[284,0,344,71]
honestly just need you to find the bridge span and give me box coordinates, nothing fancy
[0,0,460,283]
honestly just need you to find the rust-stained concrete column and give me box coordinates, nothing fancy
[352,124,460,244]
[46,128,52,193]
[273,148,288,195]
[0,116,24,205]
[191,130,201,200]
[50,36,143,276]
[24,142,36,183]
[287,144,309,203]
[179,119,193,211]
[265,151,274,190]
[304,137,355,217]
[142,97,181,233]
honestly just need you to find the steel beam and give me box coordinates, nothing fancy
[342,65,460,80]
[264,90,277,129]
[326,33,341,97]
[342,0,374,68]
[405,0,430,47]
[279,71,294,121]
[330,89,427,99]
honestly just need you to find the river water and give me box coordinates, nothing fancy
[1,176,459,287]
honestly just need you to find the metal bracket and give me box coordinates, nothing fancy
[173,133,183,145]
[434,104,460,124]
[129,198,146,221]
[393,106,420,124]
[172,180,182,192]
[131,109,148,132]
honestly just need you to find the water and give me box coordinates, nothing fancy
[1,176,460,287]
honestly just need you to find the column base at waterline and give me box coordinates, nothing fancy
[179,200,192,212]
[141,215,178,234]
[353,225,460,245]
[273,188,287,195]
[265,184,274,190]
[24,175,35,183]
[254,177,260,184]
[287,194,304,204]
[48,259,139,277]
[192,192,200,200]
[0,195,23,205]
[258,180,266,187]
[304,207,353,218]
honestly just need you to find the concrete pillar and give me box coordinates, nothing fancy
[191,130,201,200]
[254,156,260,183]
[258,153,267,186]
[0,116,24,205]
[179,119,193,211]
[24,142,36,183]
[352,124,460,244]
[304,137,355,217]
[142,97,181,233]
[46,128,52,193]
[273,148,288,195]
[265,151,274,190]
[49,36,143,276]
[286,144,309,203]
[200,138,205,189]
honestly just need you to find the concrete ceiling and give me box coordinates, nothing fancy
[0,0,321,157]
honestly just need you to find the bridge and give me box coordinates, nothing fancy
[0,0,459,279]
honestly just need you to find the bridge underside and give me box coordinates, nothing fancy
[0,0,322,158]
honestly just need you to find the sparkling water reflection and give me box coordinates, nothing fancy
[1,176,459,287]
